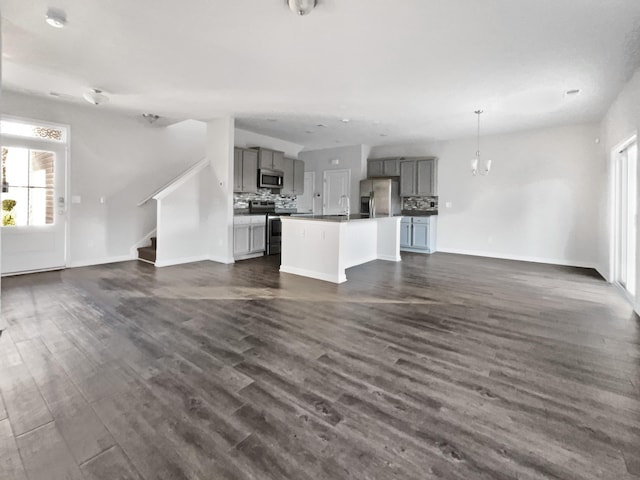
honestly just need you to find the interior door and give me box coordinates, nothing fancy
[1,138,67,275]
[323,169,350,215]
[296,172,315,213]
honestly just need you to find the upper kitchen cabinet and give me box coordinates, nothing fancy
[383,158,400,176]
[367,158,400,177]
[293,159,304,194]
[399,157,438,196]
[368,159,384,177]
[282,158,305,195]
[416,158,437,195]
[256,148,285,171]
[233,147,259,193]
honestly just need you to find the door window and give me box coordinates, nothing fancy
[2,146,55,227]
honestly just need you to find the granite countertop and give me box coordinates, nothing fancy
[401,210,438,216]
[285,214,399,222]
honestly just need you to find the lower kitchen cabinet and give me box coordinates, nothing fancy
[400,216,437,253]
[234,215,266,259]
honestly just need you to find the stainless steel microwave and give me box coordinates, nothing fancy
[259,169,284,188]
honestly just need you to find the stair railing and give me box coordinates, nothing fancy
[137,158,208,206]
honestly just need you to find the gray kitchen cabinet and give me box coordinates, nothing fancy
[233,225,251,256]
[368,158,400,177]
[293,159,304,194]
[251,224,266,252]
[282,158,305,195]
[400,219,412,247]
[399,160,416,196]
[368,159,384,177]
[234,215,266,259]
[233,148,258,193]
[416,158,436,195]
[383,158,399,176]
[399,157,437,196]
[257,148,285,171]
[412,222,429,249]
[401,216,437,253]
[282,158,295,194]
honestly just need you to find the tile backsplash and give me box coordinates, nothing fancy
[234,189,297,210]
[402,196,438,211]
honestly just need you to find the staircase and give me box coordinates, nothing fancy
[137,237,157,264]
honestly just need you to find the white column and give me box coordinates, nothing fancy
[207,117,235,264]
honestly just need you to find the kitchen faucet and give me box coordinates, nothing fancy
[340,194,350,218]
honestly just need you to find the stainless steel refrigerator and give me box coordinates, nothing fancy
[360,178,400,217]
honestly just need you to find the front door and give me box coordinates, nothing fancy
[1,137,67,275]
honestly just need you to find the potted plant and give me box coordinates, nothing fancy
[2,199,16,226]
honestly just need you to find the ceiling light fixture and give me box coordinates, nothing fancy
[471,110,491,176]
[287,0,317,16]
[142,113,160,124]
[83,88,109,106]
[45,8,67,28]
[341,118,350,123]
[565,88,581,96]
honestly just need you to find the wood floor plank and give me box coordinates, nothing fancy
[0,362,53,437]
[15,338,115,464]
[16,422,84,480]
[80,446,143,480]
[1,253,639,479]
[0,419,27,480]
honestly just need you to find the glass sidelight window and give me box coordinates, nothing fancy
[614,140,637,296]
[1,146,56,227]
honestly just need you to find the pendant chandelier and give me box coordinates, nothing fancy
[471,110,491,176]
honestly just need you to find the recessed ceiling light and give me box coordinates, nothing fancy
[305,130,314,134]
[49,91,61,97]
[45,8,67,28]
[379,133,388,137]
[565,88,581,96]
[83,88,109,105]
[341,118,350,123]
[316,123,327,128]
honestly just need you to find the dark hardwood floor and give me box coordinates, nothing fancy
[1,252,639,479]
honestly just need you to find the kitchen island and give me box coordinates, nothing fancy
[279,215,402,283]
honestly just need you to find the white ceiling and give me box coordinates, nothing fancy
[2,0,640,149]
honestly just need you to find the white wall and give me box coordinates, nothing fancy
[372,123,602,268]
[235,128,304,158]
[1,91,207,267]
[208,118,236,264]
[299,144,370,214]
[155,170,210,267]
[600,67,640,302]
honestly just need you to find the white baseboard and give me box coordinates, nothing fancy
[209,255,235,265]
[154,255,210,267]
[378,254,402,262]
[280,265,346,284]
[69,254,135,268]
[436,247,597,270]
